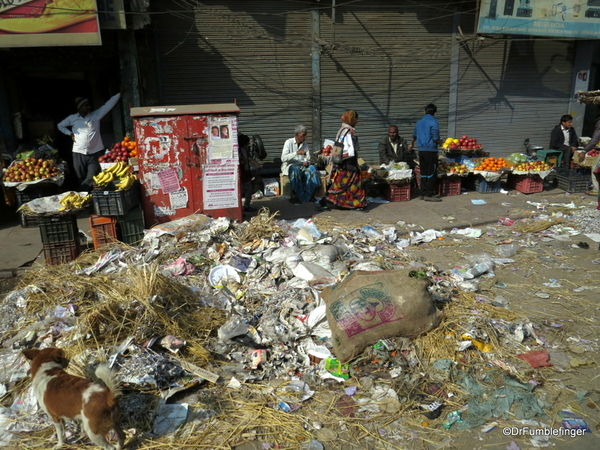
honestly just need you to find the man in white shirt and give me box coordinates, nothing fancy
[280,125,320,205]
[57,91,123,191]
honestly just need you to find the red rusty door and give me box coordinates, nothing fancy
[134,115,207,226]
[132,104,241,226]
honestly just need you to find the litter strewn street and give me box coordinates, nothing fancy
[1,187,600,450]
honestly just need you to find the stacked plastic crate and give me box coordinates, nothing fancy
[39,214,80,265]
[16,185,60,228]
[90,182,145,249]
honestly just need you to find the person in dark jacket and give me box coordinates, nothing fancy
[409,104,443,202]
[378,125,415,167]
[549,114,579,168]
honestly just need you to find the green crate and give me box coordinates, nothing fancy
[15,184,59,207]
[117,207,145,245]
[92,181,141,216]
[39,214,78,244]
[20,212,40,228]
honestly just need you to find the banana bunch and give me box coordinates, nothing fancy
[59,192,92,211]
[93,171,116,186]
[36,134,54,145]
[93,161,133,187]
[115,173,138,191]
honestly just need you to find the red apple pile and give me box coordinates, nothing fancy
[458,135,483,150]
[321,144,332,156]
[587,149,600,157]
[99,142,129,163]
[2,157,60,183]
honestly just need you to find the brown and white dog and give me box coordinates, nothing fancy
[23,348,125,450]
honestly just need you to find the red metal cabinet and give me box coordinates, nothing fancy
[131,104,241,226]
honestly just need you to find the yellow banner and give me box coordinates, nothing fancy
[0,0,101,47]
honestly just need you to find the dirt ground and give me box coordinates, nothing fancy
[407,231,600,450]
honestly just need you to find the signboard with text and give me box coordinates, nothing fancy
[478,0,600,39]
[0,0,101,47]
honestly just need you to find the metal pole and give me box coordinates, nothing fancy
[332,0,336,43]
[448,8,460,138]
[312,8,321,152]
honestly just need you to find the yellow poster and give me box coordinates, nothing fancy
[0,0,101,47]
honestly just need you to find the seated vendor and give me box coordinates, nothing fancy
[378,125,415,168]
[281,125,321,205]
[549,114,578,167]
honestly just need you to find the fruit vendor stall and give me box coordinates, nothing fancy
[0,145,67,225]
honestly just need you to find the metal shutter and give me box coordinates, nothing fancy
[319,2,454,164]
[152,0,313,165]
[456,38,574,157]
[152,1,456,166]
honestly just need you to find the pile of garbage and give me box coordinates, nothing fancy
[0,207,597,449]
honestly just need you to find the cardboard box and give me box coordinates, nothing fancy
[128,157,139,172]
[100,162,117,171]
[573,150,600,168]
[583,154,600,168]
[280,173,327,198]
[263,178,279,197]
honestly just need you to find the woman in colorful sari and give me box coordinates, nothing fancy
[320,110,367,211]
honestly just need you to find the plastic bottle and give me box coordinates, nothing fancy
[464,261,493,279]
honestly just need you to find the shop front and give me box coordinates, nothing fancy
[145,0,596,166]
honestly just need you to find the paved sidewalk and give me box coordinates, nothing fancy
[0,187,594,274]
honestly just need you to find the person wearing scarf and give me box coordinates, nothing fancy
[320,110,367,211]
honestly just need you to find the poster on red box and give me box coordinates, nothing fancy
[203,163,239,210]
[156,168,181,194]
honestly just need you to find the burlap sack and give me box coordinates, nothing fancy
[321,269,441,362]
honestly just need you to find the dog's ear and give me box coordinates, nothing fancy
[22,349,39,361]
[52,349,69,368]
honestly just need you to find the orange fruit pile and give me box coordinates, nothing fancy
[475,157,507,171]
[120,136,138,157]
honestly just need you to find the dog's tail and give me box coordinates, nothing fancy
[95,363,122,400]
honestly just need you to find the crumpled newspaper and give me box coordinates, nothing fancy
[409,229,444,244]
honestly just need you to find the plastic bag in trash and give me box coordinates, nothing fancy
[460,254,495,279]
[218,317,263,348]
[495,244,518,258]
[292,218,322,239]
[410,229,443,244]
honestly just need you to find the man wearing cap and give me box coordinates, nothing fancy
[57,91,123,191]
